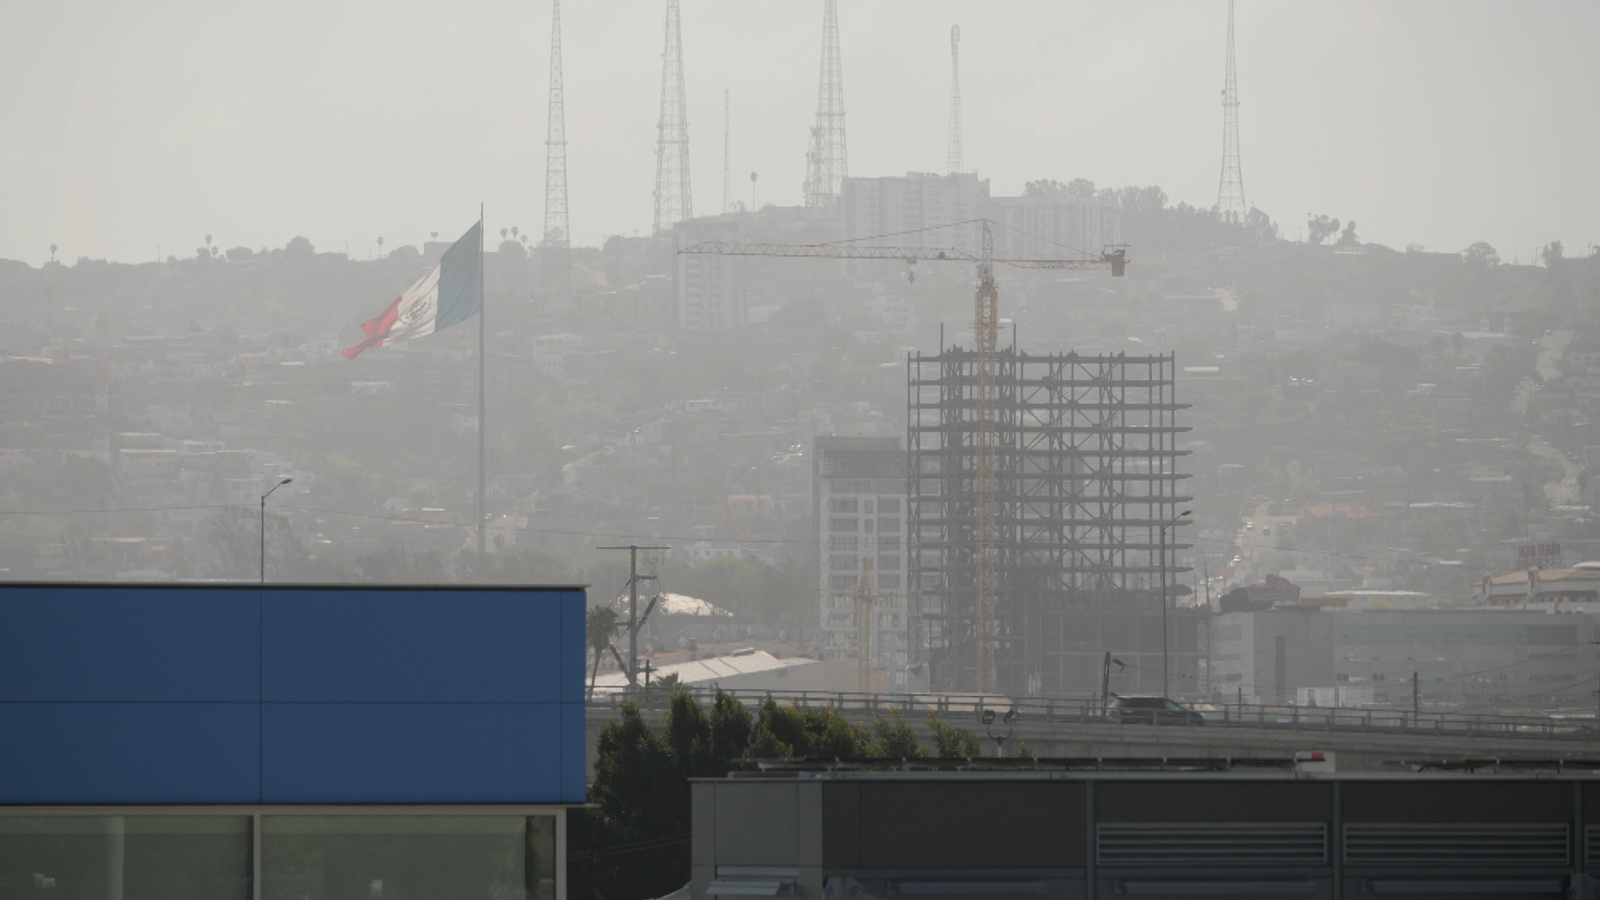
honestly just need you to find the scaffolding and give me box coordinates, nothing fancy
[908,347,1199,696]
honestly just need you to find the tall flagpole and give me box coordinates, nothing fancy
[477,203,487,554]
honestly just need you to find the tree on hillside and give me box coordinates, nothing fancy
[1243,207,1279,243]
[1542,240,1565,268]
[1463,241,1499,268]
[1307,214,1341,245]
[1337,221,1360,247]
[283,236,315,259]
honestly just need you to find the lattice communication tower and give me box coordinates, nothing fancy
[653,0,692,234]
[804,0,848,207]
[1216,0,1247,221]
[947,26,963,175]
[542,0,571,297]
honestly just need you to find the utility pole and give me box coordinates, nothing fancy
[1412,670,1420,717]
[1160,510,1192,697]
[1100,651,1112,714]
[599,545,667,688]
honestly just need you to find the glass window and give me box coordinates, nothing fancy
[0,816,251,900]
[263,816,555,900]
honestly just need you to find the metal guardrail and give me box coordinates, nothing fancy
[590,687,1600,741]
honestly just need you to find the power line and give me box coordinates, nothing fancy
[1453,673,1600,713]
[0,503,234,516]
[278,503,816,547]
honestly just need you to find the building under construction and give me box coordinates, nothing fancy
[908,348,1200,697]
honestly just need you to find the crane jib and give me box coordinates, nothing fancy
[676,241,1129,276]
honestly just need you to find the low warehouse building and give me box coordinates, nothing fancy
[694,761,1600,899]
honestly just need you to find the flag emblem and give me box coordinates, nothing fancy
[344,222,483,359]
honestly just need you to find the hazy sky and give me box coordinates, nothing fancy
[4,1,1596,267]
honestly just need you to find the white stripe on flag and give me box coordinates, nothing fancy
[379,264,443,345]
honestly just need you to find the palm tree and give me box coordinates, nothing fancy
[510,226,519,240]
[431,231,439,242]
[376,236,385,258]
[586,605,620,701]
[49,244,57,263]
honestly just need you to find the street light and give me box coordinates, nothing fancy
[260,478,292,583]
[981,707,1018,757]
[1160,510,1192,697]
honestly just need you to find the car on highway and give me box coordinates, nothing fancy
[1108,696,1207,726]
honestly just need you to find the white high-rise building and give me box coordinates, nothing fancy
[991,195,1122,259]
[840,172,989,255]
[674,216,744,331]
[813,436,909,690]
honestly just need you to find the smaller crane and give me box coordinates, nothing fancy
[853,558,884,693]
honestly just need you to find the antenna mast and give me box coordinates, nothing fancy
[947,25,963,174]
[723,89,732,213]
[1216,0,1247,221]
[542,0,571,297]
[804,0,847,207]
[653,0,692,234]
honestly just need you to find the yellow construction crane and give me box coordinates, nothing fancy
[681,220,1127,693]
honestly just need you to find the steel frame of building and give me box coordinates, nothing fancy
[908,348,1196,695]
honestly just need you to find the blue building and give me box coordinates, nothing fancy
[0,583,586,900]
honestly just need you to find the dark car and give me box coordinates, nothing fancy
[1109,696,1206,726]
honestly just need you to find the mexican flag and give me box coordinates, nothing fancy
[343,221,482,359]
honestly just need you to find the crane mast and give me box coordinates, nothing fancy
[973,224,999,693]
[681,221,1126,693]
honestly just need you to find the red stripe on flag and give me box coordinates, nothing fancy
[342,295,404,359]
